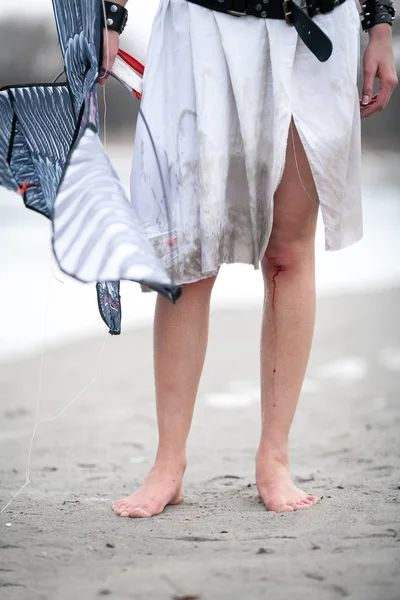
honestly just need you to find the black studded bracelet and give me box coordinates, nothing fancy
[100,1,128,35]
[361,0,396,31]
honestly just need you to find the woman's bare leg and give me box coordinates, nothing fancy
[113,276,216,518]
[256,122,320,512]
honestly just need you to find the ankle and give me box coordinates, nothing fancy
[256,441,289,468]
[153,451,187,474]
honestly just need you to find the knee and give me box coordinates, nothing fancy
[262,235,314,277]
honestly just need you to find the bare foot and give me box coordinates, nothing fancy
[256,456,319,513]
[112,464,184,518]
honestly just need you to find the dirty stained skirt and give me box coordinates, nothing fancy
[130,0,362,286]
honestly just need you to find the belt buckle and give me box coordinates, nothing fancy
[227,9,248,15]
[227,0,247,15]
[283,0,294,24]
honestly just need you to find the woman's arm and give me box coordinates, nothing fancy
[361,19,398,118]
[98,0,129,86]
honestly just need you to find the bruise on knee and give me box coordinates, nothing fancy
[262,252,288,278]
[263,237,313,277]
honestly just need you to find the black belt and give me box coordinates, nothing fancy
[186,0,347,62]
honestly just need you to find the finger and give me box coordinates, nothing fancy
[362,77,395,119]
[360,99,377,111]
[360,96,377,110]
[98,57,115,85]
[360,93,378,119]
[359,93,378,106]
[97,68,107,86]
[98,49,118,85]
[361,63,377,106]
[361,102,380,119]
[361,100,384,119]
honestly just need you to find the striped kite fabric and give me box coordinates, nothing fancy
[0,0,180,335]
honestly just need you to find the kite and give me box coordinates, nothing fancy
[0,0,180,336]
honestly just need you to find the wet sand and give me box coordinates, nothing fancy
[0,288,400,599]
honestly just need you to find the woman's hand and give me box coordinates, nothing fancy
[98,29,120,86]
[361,24,398,118]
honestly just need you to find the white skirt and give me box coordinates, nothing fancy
[130,0,362,286]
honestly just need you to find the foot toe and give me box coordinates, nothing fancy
[280,504,295,512]
[307,496,320,506]
[295,502,310,510]
[289,498,314,510]
[267,500,295,512]
[292,497,319,510]
[116,504,136,516]
[129,506,153,518]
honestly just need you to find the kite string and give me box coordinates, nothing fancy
[103,85,108,149]
[0,256,51,515]
[52,69,65,84]
[0,306,108,515]
[52,256,64,284]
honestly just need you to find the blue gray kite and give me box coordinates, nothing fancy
[0,0,180,335]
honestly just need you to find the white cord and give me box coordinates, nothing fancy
[0,259,51,515]
[290,121,319,207]
[52,256,64,284]
[1,328,107,515]
[99,0,110,147]
[103,85,107,149]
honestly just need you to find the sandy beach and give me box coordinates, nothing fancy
[1,287,399,599]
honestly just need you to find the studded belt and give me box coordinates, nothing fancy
[185,0,347,62]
